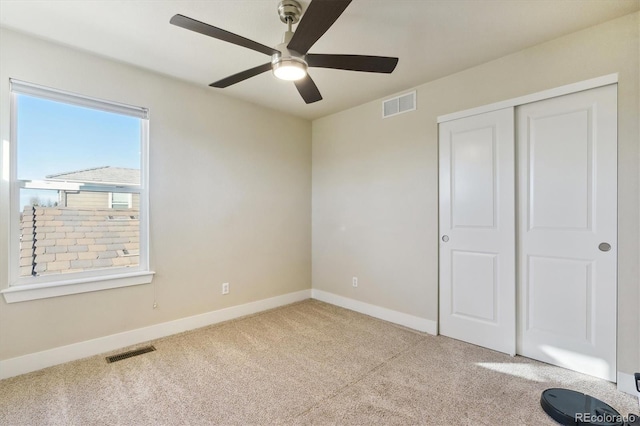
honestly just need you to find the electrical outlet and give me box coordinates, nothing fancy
[222,282,229,295]
[352,277,358,288]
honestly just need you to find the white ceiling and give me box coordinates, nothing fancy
[1,0,638,120]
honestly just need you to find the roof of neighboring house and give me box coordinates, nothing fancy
[46,166,139,185]
[19,206,139,277]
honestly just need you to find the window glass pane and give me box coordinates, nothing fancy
[19,188,60,211]
[15,93,142,279]
[19,203,140,277]
[16,94,141,183]
[111,193,129,203]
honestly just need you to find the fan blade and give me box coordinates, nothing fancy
[287,0,351,55]
[210,63,273,88]
[306,54,398,73]
[170,14,279,56]
[294,75,323,104]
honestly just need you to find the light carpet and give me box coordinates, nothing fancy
[0,300,637,425]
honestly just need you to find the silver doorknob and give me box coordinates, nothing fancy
[442,235,449,242]
[598,242,611,252]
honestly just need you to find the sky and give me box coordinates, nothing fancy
[16,94,141,210]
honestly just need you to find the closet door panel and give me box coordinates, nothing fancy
[517,84,617,381]
[439,107,515,355]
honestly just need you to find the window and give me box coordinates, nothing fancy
[109,192,133,209]
[2,80,153,303]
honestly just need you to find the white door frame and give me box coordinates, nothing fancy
[437,73,620,382]
[437,74,618,124]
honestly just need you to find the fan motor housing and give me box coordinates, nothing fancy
[278,0,302,24]
[273,39,306,64]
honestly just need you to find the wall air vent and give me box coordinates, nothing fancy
[382,91,416,118]
[106,345,156,363]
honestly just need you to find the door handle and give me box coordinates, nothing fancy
[598,242,611,252]
[442,235,449,242]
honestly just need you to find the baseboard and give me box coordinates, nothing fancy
[2,287,630,393]
[311,289,437,334]
[618,371,640,398]
[0,289,311,380]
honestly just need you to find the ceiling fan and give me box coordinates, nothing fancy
[170,0,398,104]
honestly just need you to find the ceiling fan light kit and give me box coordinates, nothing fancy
[272,58,308,81]
[170,0,399,104]
[272,24,308,82]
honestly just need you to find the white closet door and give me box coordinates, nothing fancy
[439,107,516,355]
[517,85,617,381]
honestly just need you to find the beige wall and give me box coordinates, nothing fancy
[0,28,311,359]
[0,12,638,378]
[312,13,640,375]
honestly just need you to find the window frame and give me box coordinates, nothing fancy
[1,80,154,303]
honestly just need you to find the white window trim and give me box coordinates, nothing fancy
[2,79,154,303]
[1,271,155,303]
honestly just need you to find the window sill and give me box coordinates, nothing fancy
[1,271,155,303]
